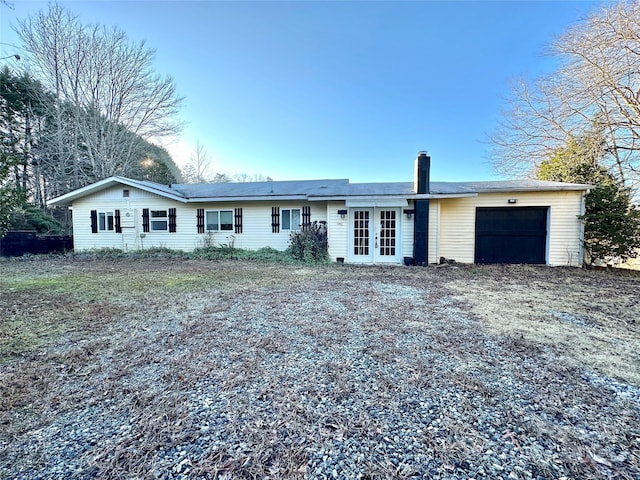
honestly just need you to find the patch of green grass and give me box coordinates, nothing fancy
[74,246,301,263]
[0,257,332,360]
[0,318,67,360]
[191,246,301,263]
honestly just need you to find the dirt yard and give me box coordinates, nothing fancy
[0,257,638,479]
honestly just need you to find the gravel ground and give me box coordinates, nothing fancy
[0,258,639,479]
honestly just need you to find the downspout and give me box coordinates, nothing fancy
[579,188,589,267]
[413,152,430,265]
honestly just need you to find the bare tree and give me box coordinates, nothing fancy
[232,172,271,182]
[16,3,183,192]
[489,1,640,191]
[180,140,273,184]
[181,140,213,183]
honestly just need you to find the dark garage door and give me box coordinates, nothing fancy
[475,207,548,264]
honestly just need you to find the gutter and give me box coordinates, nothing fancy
[183,194,310,203]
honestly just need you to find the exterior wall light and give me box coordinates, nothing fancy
[508,199,518,204]
[403,209,415,218]
[337,209,347,219]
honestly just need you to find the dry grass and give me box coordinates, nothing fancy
[0,258,639,479]
[448,264,640,385]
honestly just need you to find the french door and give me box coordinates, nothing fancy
[349,208,401,263]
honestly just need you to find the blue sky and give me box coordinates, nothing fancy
[1,1,601,182]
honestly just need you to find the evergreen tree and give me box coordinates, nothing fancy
[537,135,640,263]
[0,151,21,237]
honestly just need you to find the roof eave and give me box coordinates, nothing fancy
[309,193,478,201]
[47,176,187,206]
[474,185,590,194]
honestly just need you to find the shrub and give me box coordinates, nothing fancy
[243,247,296,263]
[9,202,63,234]
[287,221,328,262]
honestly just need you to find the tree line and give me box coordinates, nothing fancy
[1,3,183,235]
[490,1,640,263]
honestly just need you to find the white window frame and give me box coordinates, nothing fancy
[205,210,233,231]
[150,210,168,231]
[281,208,301,231]
[98,211,114,232]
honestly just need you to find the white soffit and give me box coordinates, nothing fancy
[346,198,409,207]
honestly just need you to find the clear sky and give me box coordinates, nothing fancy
[1,0,601,183]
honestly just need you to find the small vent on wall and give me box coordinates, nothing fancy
[123,189,130,198]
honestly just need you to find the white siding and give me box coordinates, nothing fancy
[69,184,585,266]
[71,186,329,252]
[402,202,414,260]
[428,200,440,264]
[434,191,585,266]
[326,201,348,261]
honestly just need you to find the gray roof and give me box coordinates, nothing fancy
[170,179,350,199]
[308,179,589,198]
[48,176,590,206]
[171,179,590,199]
[431,179,590,194]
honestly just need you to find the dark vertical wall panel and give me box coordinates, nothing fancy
[413,153,430,265]
[413,200,429,265]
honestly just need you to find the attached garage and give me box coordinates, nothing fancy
[474,207,548,264]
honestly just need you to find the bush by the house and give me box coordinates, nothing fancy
[287,221,328,262]
[8,201,63,234]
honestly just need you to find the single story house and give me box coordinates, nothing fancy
[47,154,590,266]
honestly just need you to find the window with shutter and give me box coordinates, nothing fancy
[281,208,301,231]
[94,211,115,232]
[205,210,233,231]
[149,210,168,231]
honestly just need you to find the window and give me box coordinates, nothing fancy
[123,189,130,198]
[98,212,114,231]
[206,210,233,231]
[282,208,301,231]
[150,210,168,231]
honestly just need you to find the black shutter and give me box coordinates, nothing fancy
[197,208,205,233]
[271,207,280,233]
[90,210,98,234]
[115,210,122,233]
[302,206,311,231]
[142,208,150,233]
[234,208,243,234]
[169,208,177,233]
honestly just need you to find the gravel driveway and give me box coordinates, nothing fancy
[1,258,638,479]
